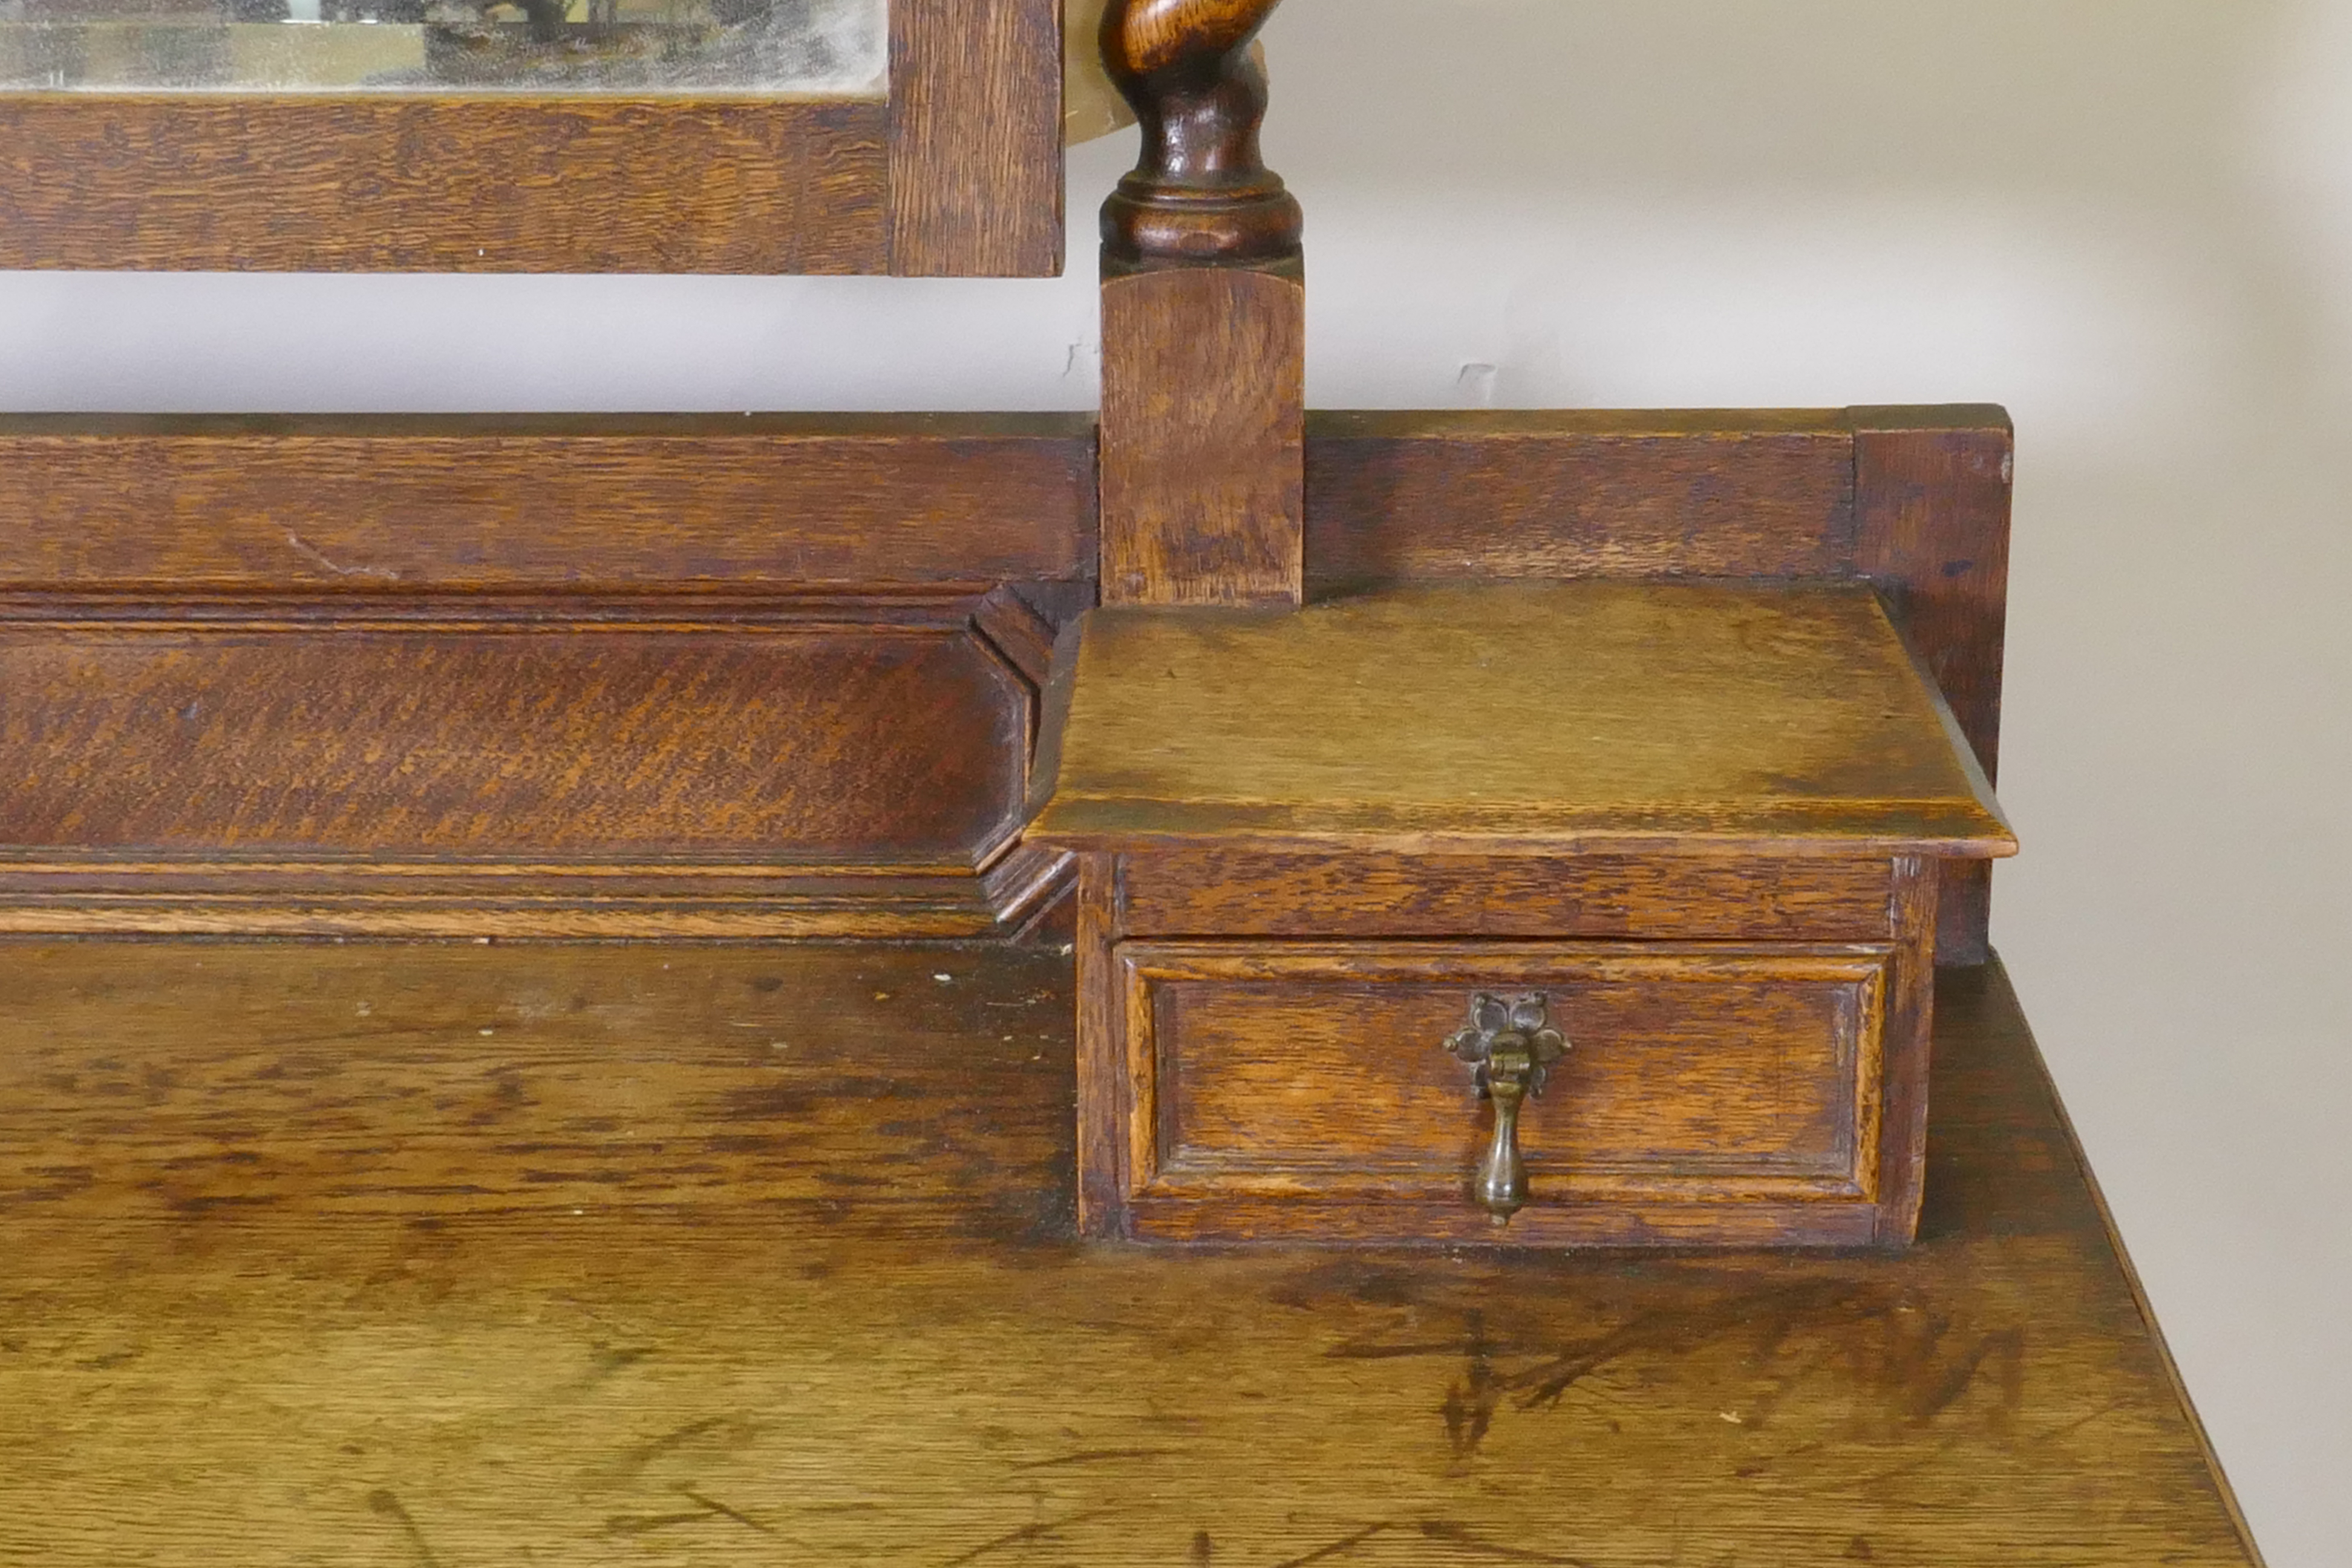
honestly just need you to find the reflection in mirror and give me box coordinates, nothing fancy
[0,0,883,93]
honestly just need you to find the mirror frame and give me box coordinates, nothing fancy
[0,0,1061,275]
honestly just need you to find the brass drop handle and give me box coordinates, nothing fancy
[1445,993,1569,1226]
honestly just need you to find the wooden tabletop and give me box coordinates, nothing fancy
[1029,582,2017,857]
[0,938,2255,1565]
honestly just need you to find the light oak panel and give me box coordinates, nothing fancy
[1031,582,2014,858]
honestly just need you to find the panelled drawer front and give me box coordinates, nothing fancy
[1117,941,1892,1244]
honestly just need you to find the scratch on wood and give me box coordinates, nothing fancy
[679,1488,774,1535]
[1415,1519,1603,1564]
[1846,1434,1965,1493]
[1440,1311,1498,1461]
[596,1412,746,1481]
[365,1488,441,1568]
[1904,1324,2024,1427]
[2025,1397,2131,1449]
[563,1344,655,1397]
[284,530,402,580]
[936,1508,1123,1567]
[604,1486,774,1537]
[1331,1279,2031,1461]
[1010,1447,1182,1470]
[1269,1522,1394,1567]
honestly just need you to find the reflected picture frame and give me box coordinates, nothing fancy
[0,0,1062,274]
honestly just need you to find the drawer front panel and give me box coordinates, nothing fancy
[1117,942,1891,1241]
[1117,852,1894,940]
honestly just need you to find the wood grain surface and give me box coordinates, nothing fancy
[0,598,1045,936]
[0,408,2008,952]
[0,96,890,273]
[0,941,1076,1221]
[0,414,1093,937]
[0,942,2262,1566]
[888,0,1065,275]
[0,414,1097,591]
[1126,941,1886,1205]
[1031,582,2015,857]
[0,612,1022,855]
[1100,264,1305,605]
[1304,408,1860,593]
[1084,866,1933,1250]
[1116,850,1896,941]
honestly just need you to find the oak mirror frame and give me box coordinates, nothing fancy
[0,0,1062,274]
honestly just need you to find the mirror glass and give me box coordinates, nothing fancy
[0,0,884,93]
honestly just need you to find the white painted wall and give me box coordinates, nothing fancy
[4,2,2347,1560]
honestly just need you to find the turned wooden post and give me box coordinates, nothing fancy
[1097,0,1306,606]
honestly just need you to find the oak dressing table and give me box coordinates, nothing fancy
[0,1,2267,1561]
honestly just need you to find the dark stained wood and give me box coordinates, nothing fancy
[1117,850,1896,941]
[1074,853,1128,1235]
[0,414,1097,591]
[0,96,890,274]
[0,598,1038,937]
[970,582,1064,692]
[1081,908,1935,1250]
[1855,407,2015,966]
[1121,941,1895,1246]
[1874,854,1939,1244]
[0,606,1020,857]
[1098,0,1301,267]
[0,941,1076,1222]
[1303,408,1858,594]
[0,416,1094,938]
[1099,264,1305,604]
[887,0,1065,276]
[979,841,1081,938]
[1093,0,1302,605]
[0,942,2264,1566]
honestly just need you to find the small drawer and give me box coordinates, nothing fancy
[1105,941,1907,1247]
